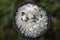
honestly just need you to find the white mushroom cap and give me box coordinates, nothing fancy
[15,3,49,38]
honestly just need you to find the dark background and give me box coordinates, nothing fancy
[0,0,60,40]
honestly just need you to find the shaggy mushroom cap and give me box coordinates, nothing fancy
[15,3,49,38]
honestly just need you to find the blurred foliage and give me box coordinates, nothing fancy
[0,0,60,40]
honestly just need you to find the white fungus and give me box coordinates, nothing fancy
[15,3,49,38]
